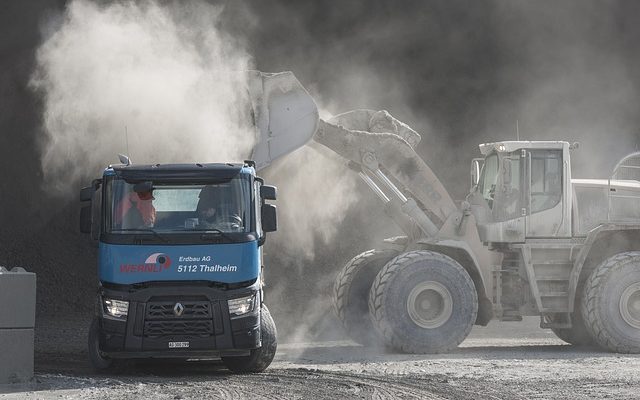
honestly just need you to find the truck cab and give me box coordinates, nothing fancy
[80,161,278,373]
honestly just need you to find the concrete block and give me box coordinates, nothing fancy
[0,329,34,384]
[0,267,36,329]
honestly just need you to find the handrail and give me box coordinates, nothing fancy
[607,152,640,221]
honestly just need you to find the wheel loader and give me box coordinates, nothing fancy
[241,72,640,354]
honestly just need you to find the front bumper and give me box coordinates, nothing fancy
[97,282,261,358]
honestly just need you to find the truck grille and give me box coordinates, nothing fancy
[145,301,211,320]
[144,320,213,337]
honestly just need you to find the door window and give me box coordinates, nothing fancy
[479,153,499,208]
[530,150,562,213]
[493,153,522,221]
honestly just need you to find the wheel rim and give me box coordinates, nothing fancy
[620,282,640,330]
[407,281,453,329]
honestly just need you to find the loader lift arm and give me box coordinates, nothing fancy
[314,111,458,238]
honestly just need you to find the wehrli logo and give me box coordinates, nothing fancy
[120,253,172,273]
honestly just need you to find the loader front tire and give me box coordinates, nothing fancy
[333,249,398,346]
[223,306,277,373]
[582,252,640,353]
[369,250,477,354]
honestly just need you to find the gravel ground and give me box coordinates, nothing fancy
[1,317,639,399]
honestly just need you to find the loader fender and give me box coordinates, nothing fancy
[569,224,640,311]
[411,238,493,325]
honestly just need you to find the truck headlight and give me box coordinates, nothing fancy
[228,294,255,317]
[103,298,129,320]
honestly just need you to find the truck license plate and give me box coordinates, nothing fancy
[168,341,190,348]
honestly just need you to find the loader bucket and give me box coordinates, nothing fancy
[246,71,319,170]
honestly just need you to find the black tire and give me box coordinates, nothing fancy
[88,318,113,370]
[333,249,398,346]
[223,306,277,373]
[550,291,594,346]
[369,250,478,354]
[582,252,640,353]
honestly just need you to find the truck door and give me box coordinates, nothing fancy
[524,149,570,237]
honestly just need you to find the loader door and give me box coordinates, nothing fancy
[524,149,570,237]
[472,151,526,243]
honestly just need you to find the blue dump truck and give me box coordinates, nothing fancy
[78,71,319,372]
[79,160,279,373]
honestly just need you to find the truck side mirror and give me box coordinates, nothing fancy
[260,185,277,201]
[80,179,102,240]
[261,204,277,232]
[80,186,94,202]
[80,205,92,233]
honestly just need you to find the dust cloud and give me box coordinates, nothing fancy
[30,0,255,194]
[5,0,640,344]
[265,145,359,260]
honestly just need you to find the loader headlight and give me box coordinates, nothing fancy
[228,294,256,317]
[103,298,129,320]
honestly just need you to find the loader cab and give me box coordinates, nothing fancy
[470,141,572,243]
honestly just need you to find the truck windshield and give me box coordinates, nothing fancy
[106,178,251,234]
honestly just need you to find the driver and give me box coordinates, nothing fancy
[114,182,156,228]
[196,185,242,230]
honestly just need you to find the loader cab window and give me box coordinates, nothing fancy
[529,150,562,213]
[478,153,499,208]
[493,151,523,221]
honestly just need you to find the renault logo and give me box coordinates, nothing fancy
[173,302,185,317]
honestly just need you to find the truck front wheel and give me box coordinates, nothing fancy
[369,250,478,353]
[223,306,277,373]
[88,318,113,370]
[582,252,640,353]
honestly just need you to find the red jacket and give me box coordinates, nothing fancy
[114,192,156,227]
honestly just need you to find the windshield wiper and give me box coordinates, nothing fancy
[198,229,234,242]
[169,228,234,242]
[111,228,169,243]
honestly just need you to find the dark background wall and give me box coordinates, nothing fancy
[1,0,640,339]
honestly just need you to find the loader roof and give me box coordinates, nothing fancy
[479,141,569,155]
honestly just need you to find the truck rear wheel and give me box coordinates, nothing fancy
[369,250,477,353]
[223,306,277,373]
[88,318,113,370]
[582,252,640,353]
[333,249,398,346]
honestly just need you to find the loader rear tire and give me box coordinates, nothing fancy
[333,249,398,346]
[551,292,594,346]
[369,250,477,354]
[223,306,277,373]
[582,252,640,353]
